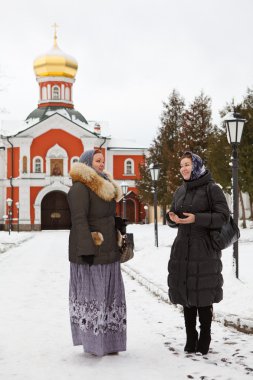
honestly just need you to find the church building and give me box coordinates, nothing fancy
[0,31,147,231]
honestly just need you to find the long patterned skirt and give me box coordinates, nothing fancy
[69,261,127,356]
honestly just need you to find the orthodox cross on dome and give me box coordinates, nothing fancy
[52,22,59,47]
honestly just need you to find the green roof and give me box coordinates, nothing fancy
[26,106,88,124]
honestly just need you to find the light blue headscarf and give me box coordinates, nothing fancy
[79,150,95,167]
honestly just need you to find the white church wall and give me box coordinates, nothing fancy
[17,137,33,176]
[225,192,251,219]
[0,185,5,225]
[19,182,31,225]
[0,149,6,178]
[0,150,6,227]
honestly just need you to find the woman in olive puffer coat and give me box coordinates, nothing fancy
[167,151,229,355]
[68,149,126,357]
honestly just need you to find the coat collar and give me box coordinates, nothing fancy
[69,162,122,202]
[183,170,212,189]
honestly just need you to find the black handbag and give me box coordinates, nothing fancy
[120,233,134,263]
[115,216,127,235]
[115,216,134,263]
[206,183,240,251]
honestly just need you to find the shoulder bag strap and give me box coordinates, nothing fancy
[206,182,213,211]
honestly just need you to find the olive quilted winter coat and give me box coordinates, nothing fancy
[68,162,122,266]
[167,171,230,307]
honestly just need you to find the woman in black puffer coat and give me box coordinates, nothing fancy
[167,151,229,355]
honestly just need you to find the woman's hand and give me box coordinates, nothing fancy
[168,212,178,223]
[177,212,195,224]
[168,212,195,224]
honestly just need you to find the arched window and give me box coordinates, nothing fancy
[35,158,41,173]
[33,157,43,173]
[22,156,27,173]
[52,85,60,100]
[124,158,134,175]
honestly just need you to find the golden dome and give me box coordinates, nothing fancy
[33,33,78,79]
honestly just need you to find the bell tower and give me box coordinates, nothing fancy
[33,24,78,109]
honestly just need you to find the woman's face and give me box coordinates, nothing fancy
[92,153,105,172]
[180,157,192,180]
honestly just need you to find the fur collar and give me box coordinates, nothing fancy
[69,162,122,202]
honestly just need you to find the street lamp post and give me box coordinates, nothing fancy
[3,215,8,229]
[6,198,13,235]
[144,205,148,224]
[16,202,20,233]
[120,181,129,220]
[149,163,160,247]
[224,112,246,279]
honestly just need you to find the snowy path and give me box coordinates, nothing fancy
[0,231,253,380]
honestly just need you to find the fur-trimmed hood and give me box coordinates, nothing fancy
[69,162,122,202]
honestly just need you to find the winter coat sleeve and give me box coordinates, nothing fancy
[166,194,179,228]
[194,184,230,229]
[68,182,98,257]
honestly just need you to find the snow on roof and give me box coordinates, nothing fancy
[45,108,71,119]
[0,120,29,136]
[107,137,148,150]
[0,118,148,151]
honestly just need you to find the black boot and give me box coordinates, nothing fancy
[196,305,213,355]
[183,306,198,353]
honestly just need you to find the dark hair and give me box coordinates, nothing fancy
[180,152,192,161]
[94,149,102,155]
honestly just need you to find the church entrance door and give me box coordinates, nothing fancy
[126,199,135,223]
[41,191,71,230]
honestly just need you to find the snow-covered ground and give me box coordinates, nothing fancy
[0,232,33,254]
[126,223,253,328]
[0,226,253,380]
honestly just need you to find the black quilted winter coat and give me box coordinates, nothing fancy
[167,171,230,307]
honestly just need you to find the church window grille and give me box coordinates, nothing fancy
[35,158,41,173]
[33,157,43,173]
[124,159,134,175]
[52,86,60,100]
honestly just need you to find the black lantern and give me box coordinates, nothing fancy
[120,181,129,220]
[149,163,160,247]
[149,163,160,182]
[16,202,20,233]
[223,112,246,279]
[224,112,246,145]
[6,198,13,235]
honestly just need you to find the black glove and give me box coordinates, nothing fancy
[115,216,127,235]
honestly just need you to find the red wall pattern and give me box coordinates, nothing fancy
[128,187,138,194]
[113,155,144,180]
[38,102,73,108]
[30,129,84,172]
[4,132,145,227]
[39,81,73,102]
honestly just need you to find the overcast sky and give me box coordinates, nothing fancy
[0,0,253,145]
